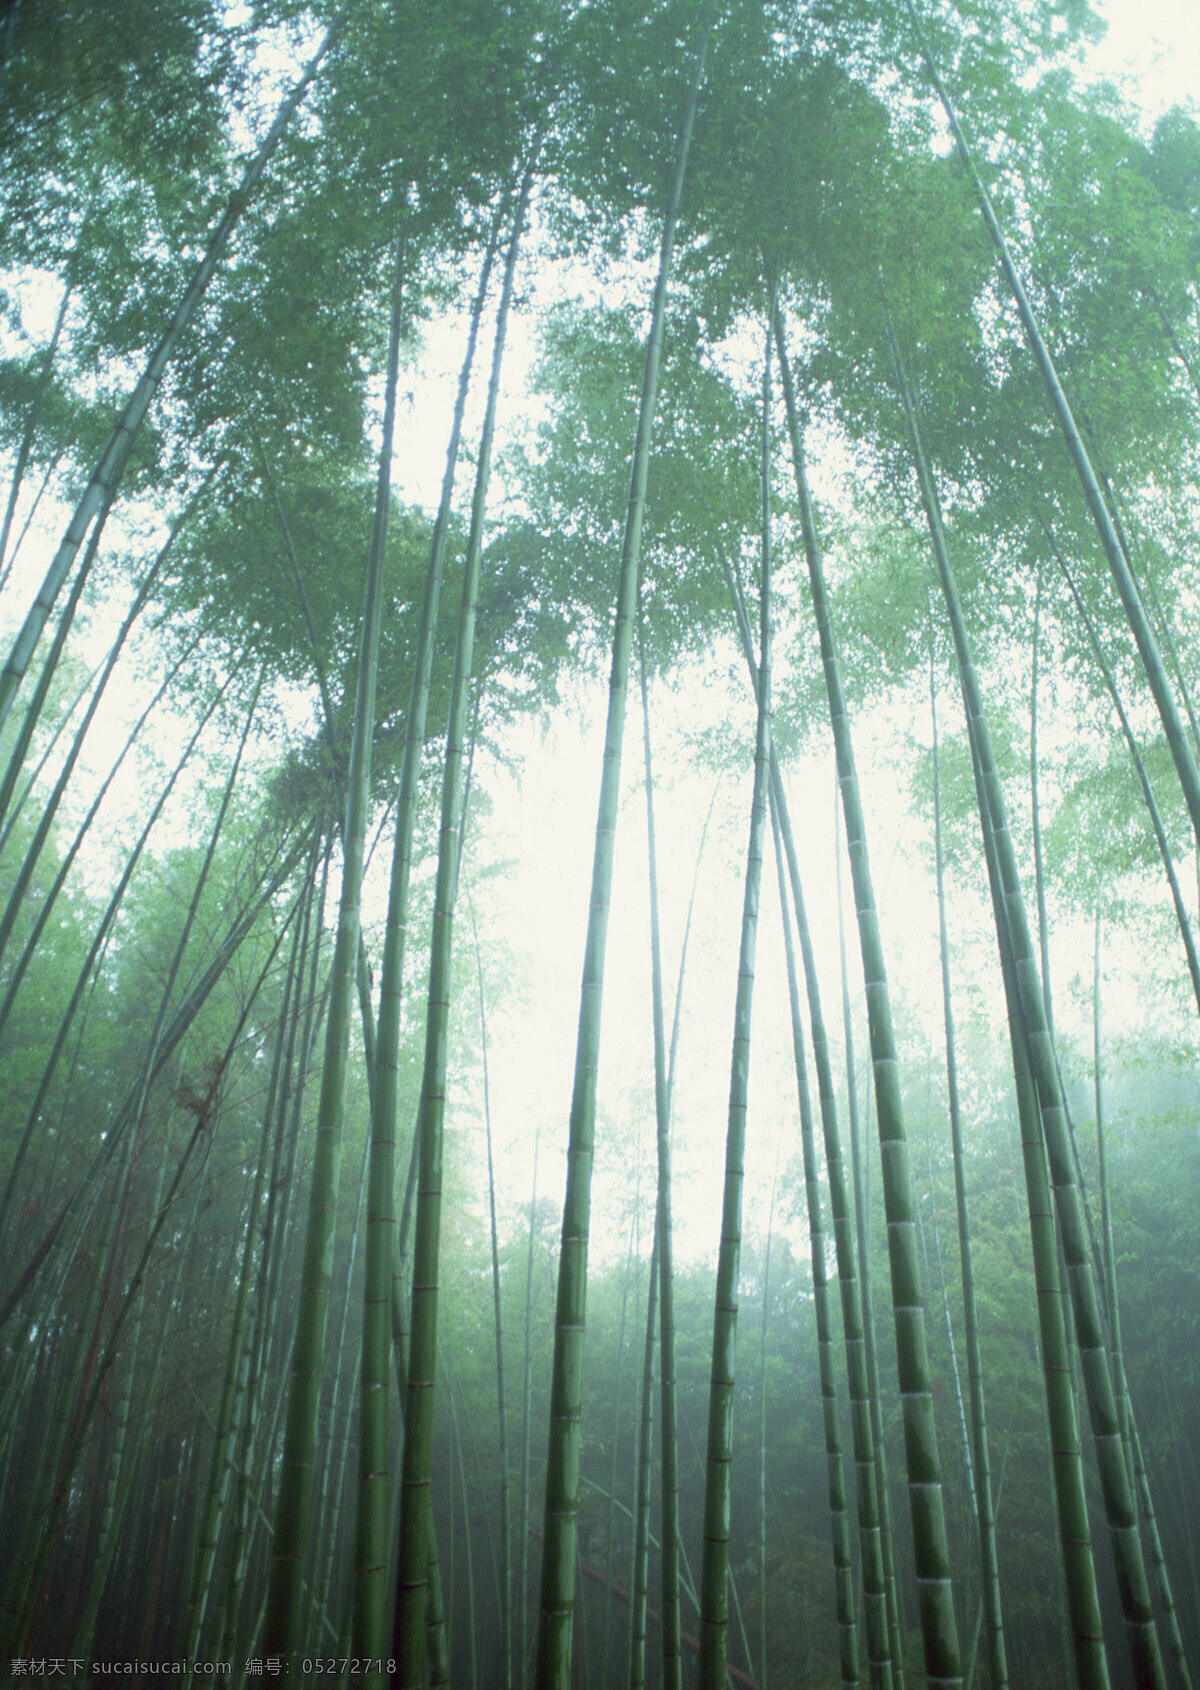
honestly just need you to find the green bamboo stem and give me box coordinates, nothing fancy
[630,643,667,1690]
[638,648,710,1690]
[7,1121,141,1653]
[0,655,100,861]
[0,276,71,585]
[229,842,330,1615]
[394,162,533,1685]
[251,414,344,778]
[0,465,212,869]
[930,647,1009,1690]
[723,541,887,1687]
[0,657,237,1268]
[371,190,506,1139]
[314,1134,372,1631]
[907,3,1200,853]
[536,32,709,1685]
[906,319,1167,1685]
[775,305,961,1687]
[384,1207,449,1683]
[366,193,505,1686]
[1029,563,1054,1034]
[698,307,773,1690]
[1129,1418,1194,1690]
[629,1229,658,1690]
[0,798,308,1338]
[0,489,110,840]
[757,1148,780,1690]
[1094,922,1194,1690]
[219,867,322,1658]
[836,805,907,1690]
[69,1150,167,1660]
[1055,550,1200,1017]
[0,447,68,591]
[1026,564,1104,1282]
[343,229,407,1672]
[264,194,396,1646]
[8,681,267,1651]
[474,907,513,1690]
[519,1135,539,1690]
[447,1373,480,1690]
[923,1139,974,1506]
[0,8,346,735]
[888,313,1128,1690]
[186,849,317,1654]
[769,804,860,1688]
[605,1190,638,1686]
[0,623,206,1068]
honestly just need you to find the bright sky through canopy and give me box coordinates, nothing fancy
[1091,0,1199,114]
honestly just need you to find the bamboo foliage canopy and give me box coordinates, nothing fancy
[0,2,1199,1687]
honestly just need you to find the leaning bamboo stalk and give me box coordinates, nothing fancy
[0,807,311,1335]
[930,647,1008,1690]
[536,32,710,1685]
[474,906,514,1690]
[0,8,347,734]
[1093,926,1194,1690]
[338,229,408,1672]
[371,194,507,1131]
[314,1134,373,1631]
[186,849,318,1655]
[0,630,201,1048]
[7,1122,142,1654]
[0,492,111,839]
[835,807,906,1690]
[630,651,666,1690]
[618,695,714,1690]
[0,657,100,861]
[1055,551,1200,1017]
[0,659,245,1262]
[47,891,293,1550]
[519,1138,539,1690]
[639,651,715,1690]
[629,1228,659,1690]
[0,465,215,859]
[68,1148,167,1661]
[905,3,1200,851]
[722,545,887,1688]
[775,305,961,1687]
[972,716,1108,1690]
[0,279,72,586]
[757,1148,780,1690]
[698,309,773,1690]
[5,680,267,1652]
[604,1190,638,1683]
[0,450,69,590]
[886,311,1153,1689]
[393,162,533,1687]
[769,805,860,1688]
[225,877,327,1648]
[264,208,397,1643]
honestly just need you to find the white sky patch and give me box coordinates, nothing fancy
[1088,0,1200,117]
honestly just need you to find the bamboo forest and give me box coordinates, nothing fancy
[3,0,1200,1685]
